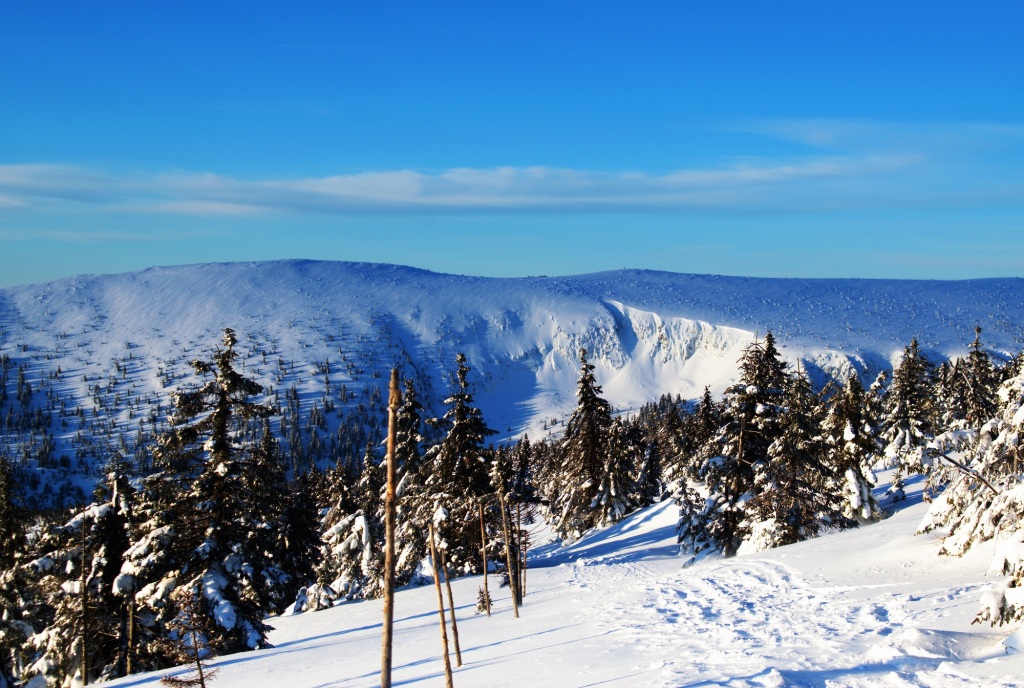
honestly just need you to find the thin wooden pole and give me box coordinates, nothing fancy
[125,598,135,676]
[516,501,525,598]
[497,491,520,618]
[428,524,455,688]
[80,521,90,686]
[438,545,462,667]
[479,502,491,616]
[381,369,401,688]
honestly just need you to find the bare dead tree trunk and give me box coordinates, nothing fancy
[428,524,455,688]
[381,368,401,688]
[479,502,491,616]
[438,545,462,667]
[498,491,520,617]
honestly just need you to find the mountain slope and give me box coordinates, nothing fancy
[1,260,1022,506]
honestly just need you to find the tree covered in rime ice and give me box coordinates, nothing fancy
[918,359,1024,626]
[821,373,883,523]
[116,329,284,664]
[551,348,613,542]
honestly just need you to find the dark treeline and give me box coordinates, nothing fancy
[1,326,1023,686]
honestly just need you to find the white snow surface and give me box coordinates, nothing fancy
[103,476,1023,688]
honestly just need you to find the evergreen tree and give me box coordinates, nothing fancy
[158,587,219,688]
[821,373,883,523]
[881,339,936,496]
[631,415,664,505]
[678,387,721,483]
[308,453,360,611]
[918,352,1024,626]
[551,348,613,542]
[25,469,132,686]
[117,329,280,662]
[594,417,644,526]
[241,422,294,615]
[321,441,386,601]
[682,333,789,556]
[654,398,689,488]
[421,354,496,571]
[0,456,33,687]
[276,467,321,610]
[392,378,429,586]
[748,369,852,550]
[960,327,999,428]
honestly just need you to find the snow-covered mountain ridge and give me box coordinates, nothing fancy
[1,260,1022,505]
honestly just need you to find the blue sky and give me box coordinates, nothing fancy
[2,2,1023,287]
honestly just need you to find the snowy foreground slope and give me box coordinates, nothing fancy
[105,477,1023,688]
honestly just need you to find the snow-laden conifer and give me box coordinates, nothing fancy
[679,333,788,557]
[420,354,496,572]
[551,348,612,542]
[25,469,132,686]
[821,373,883,523]
[116,329,282,661]
[918,356,1024,626]
[881,339,936,496]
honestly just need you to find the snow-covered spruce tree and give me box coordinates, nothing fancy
[821,372,883,523]
[0,455,34,687]
[918,356,1024,626]
[421,354,496,572]
[934,359,964,430]
[320,441,386,601]
[630,414,664,506]
[305,456,358,612]
[747,369,853,550]
[880,338,936,497]
[275,466,321,611]
[25,469,132,686]
[551,348,613,542]
[653,397,688,489]
[116,328,280,662]
[240,421,295,616]
[678,333,789,557]
[593,417,644,527]
[925,330,1001,500]
[960,327,999,429]
[391,377,429,587]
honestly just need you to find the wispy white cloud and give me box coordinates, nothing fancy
[2,120,1022,219]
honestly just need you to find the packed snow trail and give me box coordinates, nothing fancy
[104,493,1023,688]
